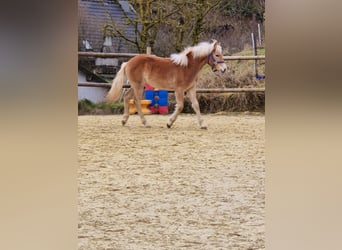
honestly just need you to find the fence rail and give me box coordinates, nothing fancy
[78,52,139,58]
[78,52,265,61]
[78,52,265,94]
[78,82,264,93]
[223,55,265,60]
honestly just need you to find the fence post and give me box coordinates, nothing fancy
[251,33,258,77]
[258,23,262,47]
[146,46,151,55]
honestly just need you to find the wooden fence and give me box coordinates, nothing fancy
[78,82,264,93]
[78,52,265,94]
[78,51,265,61]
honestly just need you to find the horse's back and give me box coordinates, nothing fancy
[128,54,171,67]
[126,54,178,89]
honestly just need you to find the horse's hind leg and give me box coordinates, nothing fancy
[187,85,207,129]
[122,88,134,126]
[167,89,184,128]
[132,86,150,127]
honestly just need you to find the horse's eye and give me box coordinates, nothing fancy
[215,54,219,57]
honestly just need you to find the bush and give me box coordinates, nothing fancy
[168,92,264,114]
[78,99,124,115]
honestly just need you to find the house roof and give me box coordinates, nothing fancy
[78,0,138,53]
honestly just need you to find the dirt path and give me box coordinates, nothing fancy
[78,114,265,249]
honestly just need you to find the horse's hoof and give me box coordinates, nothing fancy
[200,126,207,130]
[167,123,172,128]
[122,120,126,126]
[145,125,151,128]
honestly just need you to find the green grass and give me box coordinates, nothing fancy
[235,48,265,56]
[78,99,124,115]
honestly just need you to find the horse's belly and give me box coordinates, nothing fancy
[146,80,175,91]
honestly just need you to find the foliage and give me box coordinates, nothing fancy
[105,0,184,53]
[78,99,124,115]
[223,0,265,21]
[79,93,264,115]
[194,92,264,113]
[197,48,265,89]
[102,0,264,55]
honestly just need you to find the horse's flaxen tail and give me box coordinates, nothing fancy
[106,62,128,103]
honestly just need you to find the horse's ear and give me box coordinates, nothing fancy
[209,39,217,44]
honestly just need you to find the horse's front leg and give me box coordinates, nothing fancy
[167,89,184,128]
[187,85,207,129]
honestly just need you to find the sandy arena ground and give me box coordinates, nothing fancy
[78,114,265,249]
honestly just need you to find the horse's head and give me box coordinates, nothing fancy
[207,40,227,73]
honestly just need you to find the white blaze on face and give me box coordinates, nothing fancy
[215,45,227,72]
[220,62,228,73]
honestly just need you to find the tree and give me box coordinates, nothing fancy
[105,0,183,53]
[103,0,223,53]
[221,0,265,21]
[154,0,221,53]
[189,0,221,45]
[102,0,265,55]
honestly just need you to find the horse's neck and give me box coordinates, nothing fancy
[187,55,207,77]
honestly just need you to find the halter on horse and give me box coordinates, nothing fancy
[208,53,226,72]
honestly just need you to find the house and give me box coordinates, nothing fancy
[78,0,138,103]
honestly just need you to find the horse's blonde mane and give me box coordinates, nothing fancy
[170,41,218,66]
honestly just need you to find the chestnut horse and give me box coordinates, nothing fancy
[106,39,227,129]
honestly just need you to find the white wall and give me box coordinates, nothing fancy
[78,87,108,103]
[78,71,108,103]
